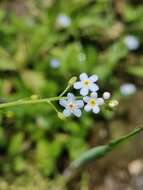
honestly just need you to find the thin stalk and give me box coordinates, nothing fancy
[59,84,71,98]
[0,97,61,110]
[47,101,59,113]
[0,96,83,110]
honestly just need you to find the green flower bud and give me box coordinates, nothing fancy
[58,112,66,120]
[68,76,77,86]
[108,100,119,108]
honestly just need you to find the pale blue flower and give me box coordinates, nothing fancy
[74,73,99,96]
[56,14,71,28]
[120,83,137,96]
[50,59,60,69]
[83,92,104,114]
[124,35,139,50]
[59,93,84,117]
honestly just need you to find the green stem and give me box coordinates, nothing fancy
[0,97,62,110]
[47,101,59,113]
[59,84,71,98]
[0,95,83,110]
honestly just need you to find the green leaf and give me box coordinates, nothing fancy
[0,48,16,71]
[8,133,24,156]
[127,66,143,78]
[123,4,143,22]
[94,41,128,80]
[69,126,143,169]
[21,70,46,92]
[13,156,26,173]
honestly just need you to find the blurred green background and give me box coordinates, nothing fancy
[0,0,143,189]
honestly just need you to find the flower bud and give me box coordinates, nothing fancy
[58,112,66,120]
[103,92,111,100]
[68,76,77,86]
[108,100,119,108]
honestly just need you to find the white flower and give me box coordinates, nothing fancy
[74,73,99,96]
[124,35,139,50]
[120,83,136,96]
[59,93,84,117]
[83,92,104,114]
[50,59,60,69]
[56,14,71,28]
[103,92,111,100]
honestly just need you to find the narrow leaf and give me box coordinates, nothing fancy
[63,127,143,182]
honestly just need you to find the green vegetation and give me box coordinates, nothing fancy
[0,0,143,189]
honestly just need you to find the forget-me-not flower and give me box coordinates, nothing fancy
[83,92,104,114]
[120,83,137,96]
[124,35,139,50]
[50,59,60,69]
[56,14,71,28]
[59,93,84,117]
[74,73,99,96]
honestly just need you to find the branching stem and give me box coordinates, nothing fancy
[0,96,82,110]
[0,97,61,110]
[59,84,71,98]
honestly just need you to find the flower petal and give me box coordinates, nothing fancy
[97,98,104,105]
[83,96,90,103]
[89,75,98,82]
[80,87,89,96]
[76,100,84,108]
[74,82,82,89]
[63,109,71,117]
[73,109,81,117]
[79,73,88,81]
[59,99,67,107]
[93,106,100,114]
[67,93,75,101]
[84,105,91,112]
[89,84,99,92]
[90,92,98,98]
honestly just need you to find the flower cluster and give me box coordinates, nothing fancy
[59,73,115,118]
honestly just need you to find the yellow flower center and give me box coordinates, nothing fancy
[89,98,96,107]
[68,103,76,111]
[83,80,90,86]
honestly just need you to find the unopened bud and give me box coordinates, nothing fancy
[30,94,39,100]
[68,76,77,86]
[109,100,119,108]
[103,92,111,100]
[58,112,65,120]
